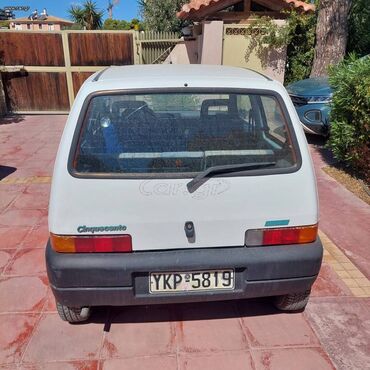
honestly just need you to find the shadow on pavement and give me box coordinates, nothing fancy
[306,133,327,147]
[86,298,283,329]
[0,165,17,180]
[0,114,25,125]
[306,133,336,166]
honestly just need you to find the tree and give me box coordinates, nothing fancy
[347,0,370,56]
[139,0,188,32]
[103,18,144,31]
[130,18,144,31]
[103,18,131,30]
[69,0,104,30]
[310,0,352,77]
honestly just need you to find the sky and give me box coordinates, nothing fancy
[0,0,140,21]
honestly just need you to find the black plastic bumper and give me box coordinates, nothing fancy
[46,239,323,307]
[301,121,329,136]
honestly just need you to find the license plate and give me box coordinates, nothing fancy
[149,269,235,293]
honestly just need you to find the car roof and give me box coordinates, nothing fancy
[80,65,278,93]
[97,65,268,82]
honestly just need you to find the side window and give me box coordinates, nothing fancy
[260,96,287,144]
[236,95,252,120]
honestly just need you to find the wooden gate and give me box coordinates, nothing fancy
[136,31,181,64]
[0,30,135,113]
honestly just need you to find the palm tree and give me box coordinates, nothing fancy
[69,0,104,30]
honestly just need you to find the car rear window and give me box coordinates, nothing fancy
[71,91,299,177]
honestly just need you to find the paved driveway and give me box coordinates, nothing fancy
[0,116,369,370]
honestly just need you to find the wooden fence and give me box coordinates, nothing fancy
[0,30,135,113]
[0,30,181,114]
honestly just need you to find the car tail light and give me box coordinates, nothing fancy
[245,224,318,246]
[50,233,132,253]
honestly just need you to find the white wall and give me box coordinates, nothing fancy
[200,21,224,65]
[165,40,199,64]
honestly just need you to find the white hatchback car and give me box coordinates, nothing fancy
[47,65,323,323]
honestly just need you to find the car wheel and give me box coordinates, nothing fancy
[56,301,91,323]
[273,289,311,311]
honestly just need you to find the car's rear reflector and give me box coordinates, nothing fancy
[50,233,132,253]
[245,224,318,246]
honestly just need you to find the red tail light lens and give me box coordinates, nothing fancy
[245,224,318,246]
[50,233,132,253]
[263,228,300,245]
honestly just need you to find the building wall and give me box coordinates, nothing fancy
[166,20,224,66]
[200,21,224,65]
[222,22,287,83]
[11,23,62,31]
[165,40,199,64]
[167,20,287,83]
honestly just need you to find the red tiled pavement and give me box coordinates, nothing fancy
[101,312,176,359]
[0,191,17,213]
[0,209,45,228]
[4,248,46,276]
[20,223,49,250]
[0,250,16,274]
[0,276,48,313]
[311,263,353,297]
[305,297,370,370]
[101,356,177,370]
[0,313,40,364]
[13,192,49,210]
[0,116,369,370]
[179,351,254,370]
[19,360,99,370]
[252,348,335,370]
[309,137,370,278]
[0,226,31,249]
[240,311,319,348]
[176,302,248,353]
[22,314,103,363]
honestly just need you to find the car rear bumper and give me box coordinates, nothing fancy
[46,239,323,307]
[294,103,330,136]
[301,121,328,136]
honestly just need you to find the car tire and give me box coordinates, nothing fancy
[273,289,311,311]
[56,301,91,323]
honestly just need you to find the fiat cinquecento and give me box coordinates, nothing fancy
[46,65,322,322]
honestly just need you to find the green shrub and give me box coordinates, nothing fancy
[244,1,318,85]
[103,18,144,31]
[347,0,370,56]
[138,0,189,32]
[327,54,370,182]
[0,20,10,29]
[284,5,317,85]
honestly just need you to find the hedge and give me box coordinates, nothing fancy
[327,54,370,183]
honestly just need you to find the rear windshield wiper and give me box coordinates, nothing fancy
[187,162,276,193]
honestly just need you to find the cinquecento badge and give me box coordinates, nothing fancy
[77,225,127,234]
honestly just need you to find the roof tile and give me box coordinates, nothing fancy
[177,0,315,19]
[11,15,73,24]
